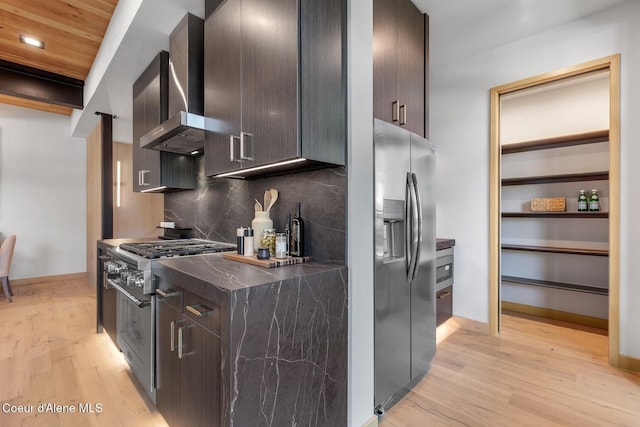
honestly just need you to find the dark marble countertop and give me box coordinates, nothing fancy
[98,238,346,303]
[436,238,456,251]
[155,252,346,293]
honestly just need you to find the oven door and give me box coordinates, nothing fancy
[112,281,156,404]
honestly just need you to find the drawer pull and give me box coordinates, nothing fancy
[170,321,176,351]
[437,291,451,299]
[157,288,179,298]
[392,100,399,122]
[186,304,212,317]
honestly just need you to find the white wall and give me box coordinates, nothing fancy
[0,104,87,279]
[432,0,640,358]
[347,0,375,425]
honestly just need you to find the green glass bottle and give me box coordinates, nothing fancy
[588,189,600,212]
[578,190,588,212]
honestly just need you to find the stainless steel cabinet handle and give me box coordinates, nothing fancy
[139,170,150,186]
[406,172,419,281]
[392,101,399,122]
[240,132,252,160]
[400,104,407,125]
[170,320,176,352]
[186,304,212,317]
[156,288,178,298]
[230,135,241,162]
[411,172,422,282]
[177,326,183,359]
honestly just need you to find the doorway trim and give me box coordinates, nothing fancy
[489,54,621,365]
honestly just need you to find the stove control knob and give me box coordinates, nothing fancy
[105,261,118,273]
[126,274,136,287]
[135,276,145,288]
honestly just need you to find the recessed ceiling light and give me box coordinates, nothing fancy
[19,34,44,49]
[190,150,200,155]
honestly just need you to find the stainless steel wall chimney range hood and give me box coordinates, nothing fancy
[140,13,210,155]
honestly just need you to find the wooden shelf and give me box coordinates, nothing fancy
[502,171,609,186]
[501,130,609,154]
[502,212,608,218]
[501,244,608,257]
[502,276,608,296]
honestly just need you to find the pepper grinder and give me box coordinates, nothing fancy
[236,227,245,255]
[243,228,254,256]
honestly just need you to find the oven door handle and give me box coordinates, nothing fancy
[106,278,149,308]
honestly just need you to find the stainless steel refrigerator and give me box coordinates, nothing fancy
[374,118,436,414]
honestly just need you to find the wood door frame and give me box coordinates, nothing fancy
[489,54,621,365]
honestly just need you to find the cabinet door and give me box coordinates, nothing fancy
[204,0,243,176]
[132,53,167,191]
[241,0,298,167]
[397,0,425,137]
[156,300,182,427]
[179,317,221,427]
[132,86,161,192]
[373,0,399,127]
[141,75,163,188]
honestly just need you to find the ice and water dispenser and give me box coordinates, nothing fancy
[382,199,405,261]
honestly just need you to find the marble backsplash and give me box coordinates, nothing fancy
[164,158,346,263]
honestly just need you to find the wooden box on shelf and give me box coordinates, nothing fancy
[530,197,566,212]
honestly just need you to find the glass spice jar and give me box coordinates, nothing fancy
[275,233,287,259]
[260,228,276,256]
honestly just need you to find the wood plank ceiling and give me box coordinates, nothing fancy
[0,0,118,115]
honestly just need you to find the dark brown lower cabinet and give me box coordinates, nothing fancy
[436,285,453,327]
[156,291,221,427]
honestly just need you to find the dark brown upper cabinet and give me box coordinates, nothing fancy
[374,0,428,137]
[204,0,346,178]
[132,52,196,192]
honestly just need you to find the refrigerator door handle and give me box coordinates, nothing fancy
[406,172,419,281]
[410,172,423,281]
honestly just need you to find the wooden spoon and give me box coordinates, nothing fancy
[263,190,271,213]
[267,188,278,211]
[254,199,263,212]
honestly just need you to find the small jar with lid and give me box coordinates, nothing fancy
[275,233,288,259]
[261,228,276,256]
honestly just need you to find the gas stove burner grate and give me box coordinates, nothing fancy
[119,239,236,259]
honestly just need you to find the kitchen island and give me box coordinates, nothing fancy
[153,253,348,427]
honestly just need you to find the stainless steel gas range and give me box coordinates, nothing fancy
[99,239,235,403]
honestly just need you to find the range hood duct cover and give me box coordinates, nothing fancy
[140,13,208,155]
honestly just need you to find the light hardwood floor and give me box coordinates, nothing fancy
[0,278,167,427]
[2,280,639,427]
[381,315,640,427]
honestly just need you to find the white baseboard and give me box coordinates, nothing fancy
[11,272,86,286]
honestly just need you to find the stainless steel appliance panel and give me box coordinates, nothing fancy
[117,289,156,403]
[374,118,436,413]
[374,119,412,408]
[409,131,436,377]
[436,247,454,292]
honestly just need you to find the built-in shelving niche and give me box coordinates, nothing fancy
[499,70,610,327]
